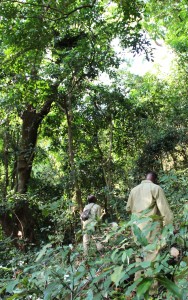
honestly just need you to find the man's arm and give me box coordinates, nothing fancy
[156,187,173,225]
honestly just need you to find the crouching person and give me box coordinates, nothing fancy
[81,195,102,256]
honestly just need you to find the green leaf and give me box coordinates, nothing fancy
[140,261,151,269]
[44,282,58,300]
[122,251,127,263]
[132,224,148,246]
[111,248,119,262]
[137,277,153,299]
[122,248,133,263]
[111,265,124,287]
[86,289,94,300]
[7,295,20,300]
[175,267,188,280]
[6,279,19,293]
[125,278,143,296]
[35,243,52,262]
[157,276,183,299]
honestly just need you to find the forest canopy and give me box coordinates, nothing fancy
[0,0,187,299]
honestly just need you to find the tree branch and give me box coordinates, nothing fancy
[38,85,59,119]
[63,3,96,18]
[1,0,97,20]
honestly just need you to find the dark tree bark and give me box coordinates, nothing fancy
[17,86,58,193]
[17,106,41,193]
[0,85,58,247]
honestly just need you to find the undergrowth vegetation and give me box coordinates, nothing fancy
[0,170,187,300]
[0,1,188,299]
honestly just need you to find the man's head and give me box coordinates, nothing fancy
[87,194,97,203]
[146,171,157,183]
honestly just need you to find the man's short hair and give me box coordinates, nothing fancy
[146,171,158,181]
[87,195,97,203]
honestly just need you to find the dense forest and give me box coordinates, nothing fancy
[0,0,187,299]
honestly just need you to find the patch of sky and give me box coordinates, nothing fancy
[98,37,176,85]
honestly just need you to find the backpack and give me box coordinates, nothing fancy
[80,204,95,221]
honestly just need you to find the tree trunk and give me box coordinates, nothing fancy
[17,86,58,193]
[0,85,58,246]
[65,94,83,210]
[17,107,41,193]
[95,116,114,215]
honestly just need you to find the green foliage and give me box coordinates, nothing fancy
[160,169,188,220]
[144,0,188,53]
[0,0,188,299]
[1,202,187,299]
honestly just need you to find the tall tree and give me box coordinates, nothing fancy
[0,0,151,241]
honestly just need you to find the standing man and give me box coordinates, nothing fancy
[82,195,102,256]
[126,171,173,281]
